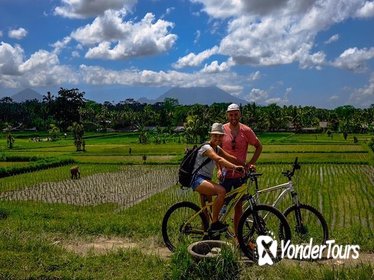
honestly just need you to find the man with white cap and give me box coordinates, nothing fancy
[220,103,263,236]
[190,122,245,234]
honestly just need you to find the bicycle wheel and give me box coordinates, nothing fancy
[237,204,291,262]
[162,201,209,252]
[283,204,328,245]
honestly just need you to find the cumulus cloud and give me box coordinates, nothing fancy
[78,64,243,89]
[324,34,339,44]
[173,46,219,69]
[247,88,268,103]
[0,42,24,75]
[51,36,72,54]
[349,74,374,107]
[193,0,371,69]
[54,0,136,19]
[246,86,291,105]
[332,47,374,72]
[71,11,177,59]
[0,42,78,88]
[355,1,374,18]
[201,57,234,73]
[8,27,28,40]
[18,50,60,73]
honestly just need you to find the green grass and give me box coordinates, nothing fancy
[0,132,373,279]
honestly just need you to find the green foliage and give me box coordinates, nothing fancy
[48,124,60,141]
[369,137,374,152]
[0,157,75,178]
[68,122,85,151]
[165,243,240,280]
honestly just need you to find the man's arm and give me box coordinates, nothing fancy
[247,140,262,166]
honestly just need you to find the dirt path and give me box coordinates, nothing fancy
[56,236,373,267]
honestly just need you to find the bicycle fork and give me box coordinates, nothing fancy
[291,191,308,235]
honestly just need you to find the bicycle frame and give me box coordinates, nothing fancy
[254,180,300,209]
[195,183,253,237]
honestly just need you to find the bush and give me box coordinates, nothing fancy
[0,157,75,178]
[165,243,241,280]
[369,137,374,152]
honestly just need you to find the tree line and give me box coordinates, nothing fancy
[1,88,373,140]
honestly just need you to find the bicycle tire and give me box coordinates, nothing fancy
[237,204,291,262]
[283,203,329,245]
[162,201,209,252]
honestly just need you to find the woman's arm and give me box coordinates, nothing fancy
[203,148,244,172]
[218,148,244,165]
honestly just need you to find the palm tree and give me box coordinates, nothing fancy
[69,122,85,151]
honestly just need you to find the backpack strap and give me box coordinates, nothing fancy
[191,143,214,176]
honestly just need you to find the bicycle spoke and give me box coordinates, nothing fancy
[162,202,208,251]
[285,205,328,246]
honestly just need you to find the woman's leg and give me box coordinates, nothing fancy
[196,180,226,223]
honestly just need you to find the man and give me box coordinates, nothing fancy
[220,103,263,236]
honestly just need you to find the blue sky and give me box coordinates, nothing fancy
[0,0,373,108]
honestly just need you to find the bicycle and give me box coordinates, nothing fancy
[248,157,329,246]
[162,171,292,262]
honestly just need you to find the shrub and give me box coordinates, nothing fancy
[165,243,241,280]
[369,137,374,152]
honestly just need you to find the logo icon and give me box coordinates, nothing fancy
[256,234,278,266]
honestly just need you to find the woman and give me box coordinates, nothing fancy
[190,123,245,233]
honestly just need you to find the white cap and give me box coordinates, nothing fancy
[227,103,240,112]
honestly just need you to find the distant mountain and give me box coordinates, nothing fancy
[11,88,43,103]
[138,86,247,105]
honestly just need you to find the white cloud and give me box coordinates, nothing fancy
[0,31,3,37]
[8,27,28,40]
[349,74,374,107]
[193,0,371,69]
[246,86,291,105]
[51,36,72,54]
[332,47,374,72]
[201,58,234,73]
[249,71,261,81]
[324,34,339,44]
[54,0,136,19]
[72,50,80,58]
[18,50,60,73]
[355,1,374,18]
[173,46,219,69]
[71,11,177,60]
[265,87,290,105]
[78,64,243,90]
[219,84,243,96]
[0,42,78,88]
[299,51,326,70]
[0,42,24,75]
[247,88,268,102]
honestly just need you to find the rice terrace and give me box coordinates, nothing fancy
[0,127,373,279]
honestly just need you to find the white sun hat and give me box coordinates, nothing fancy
[209,123,225,135]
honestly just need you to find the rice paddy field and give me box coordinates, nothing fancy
[0,131,373,279]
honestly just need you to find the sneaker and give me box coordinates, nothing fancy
[208,221,228,233]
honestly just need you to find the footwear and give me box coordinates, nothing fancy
[209,221,228,233]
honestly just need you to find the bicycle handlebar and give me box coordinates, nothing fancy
[282,157,301,180]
